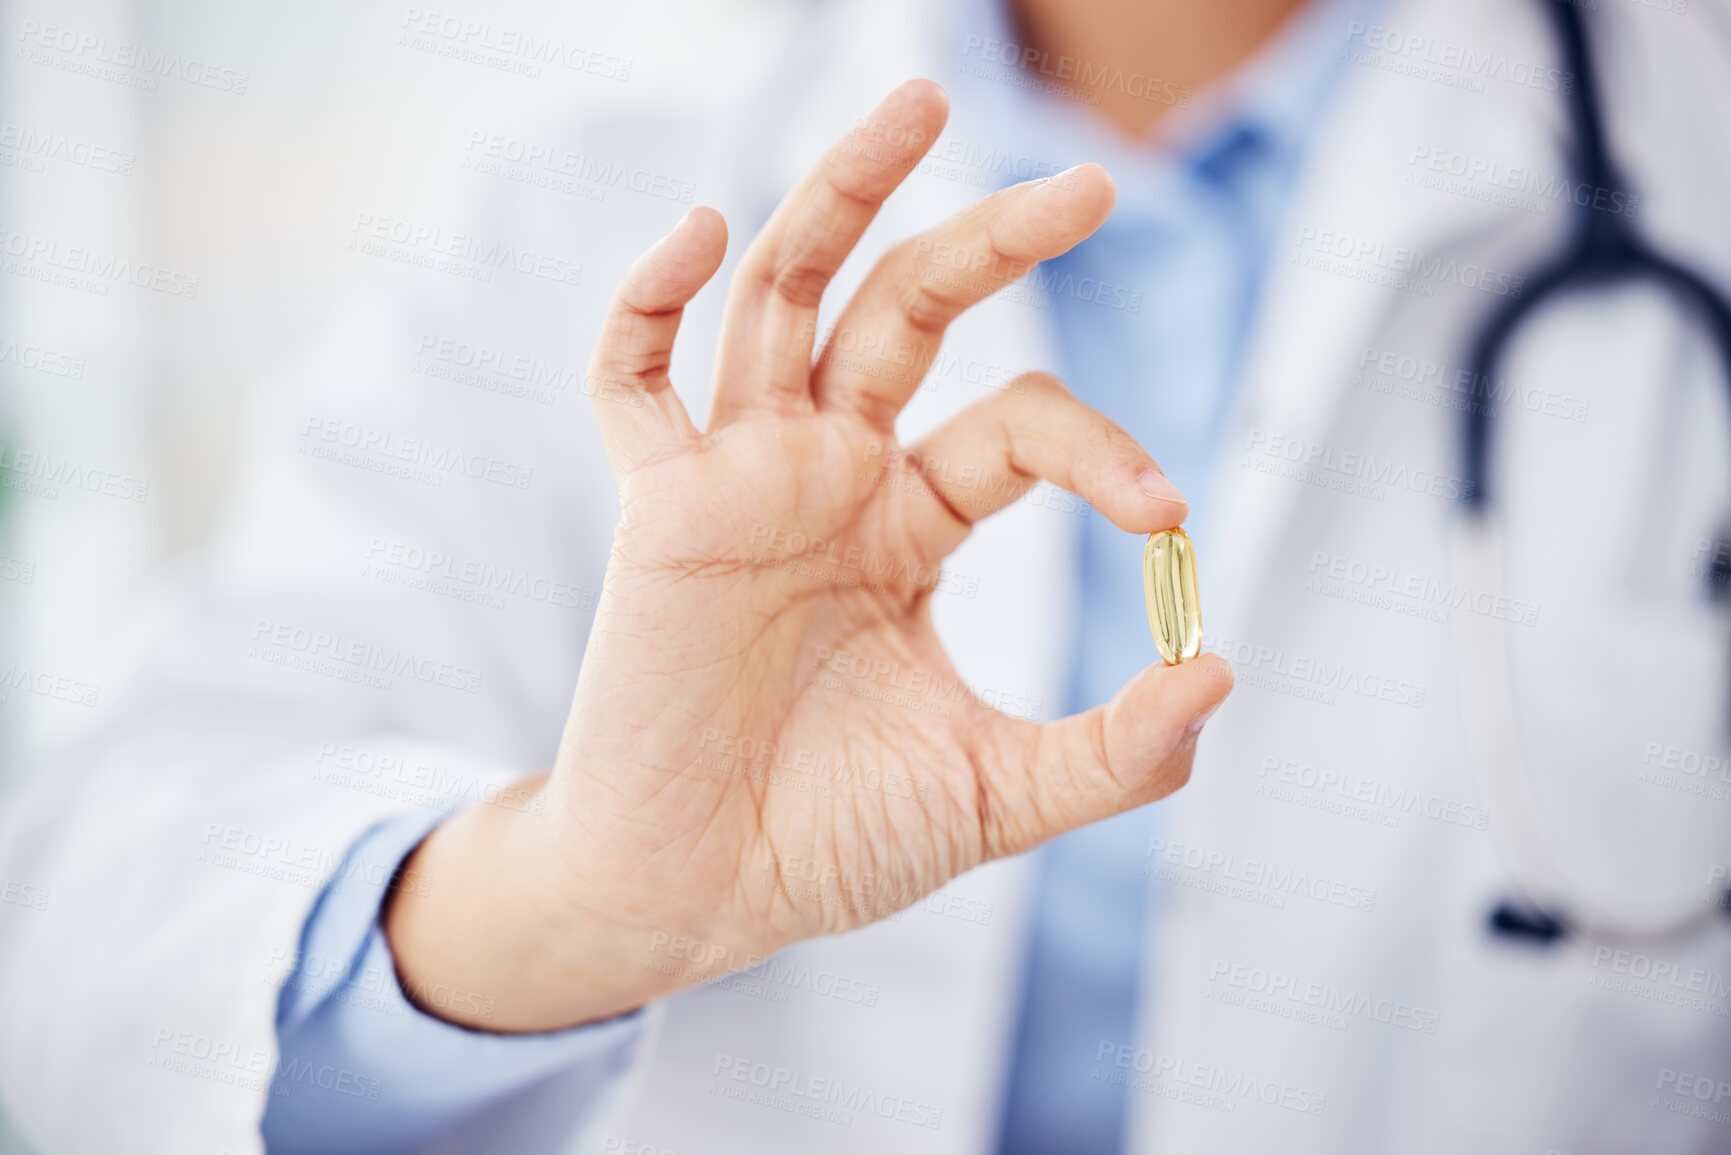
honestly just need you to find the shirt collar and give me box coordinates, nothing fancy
[946,0,1383,213]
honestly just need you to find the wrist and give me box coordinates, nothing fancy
[382,775,659,1032]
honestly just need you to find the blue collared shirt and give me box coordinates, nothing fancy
[265,1,1369,1150]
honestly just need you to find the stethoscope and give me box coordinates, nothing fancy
[1451,0,1731,944]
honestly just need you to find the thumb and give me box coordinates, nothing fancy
[974,655,1233,859]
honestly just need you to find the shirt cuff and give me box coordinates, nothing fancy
[262,810,645,1155]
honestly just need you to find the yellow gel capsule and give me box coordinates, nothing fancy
[1144,528,1202,665]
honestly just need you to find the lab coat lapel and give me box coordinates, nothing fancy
[1124,0,1572,1148]
[1206,0,1561,634]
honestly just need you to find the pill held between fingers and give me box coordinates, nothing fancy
[1144,527,1202,665]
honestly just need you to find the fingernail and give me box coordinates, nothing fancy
[1026,163,1084,194]
[1184,702,1222,740]
[1138,467,1186,506]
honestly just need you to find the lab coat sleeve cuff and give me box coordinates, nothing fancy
[262,810,645,1154]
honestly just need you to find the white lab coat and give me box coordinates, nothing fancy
[3,0,1730,1150]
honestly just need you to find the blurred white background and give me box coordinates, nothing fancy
[0,0,797,1147]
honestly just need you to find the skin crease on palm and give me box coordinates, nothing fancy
[378,2,1304,1030]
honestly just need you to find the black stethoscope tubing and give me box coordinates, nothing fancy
[1463,0,1731,516]
[1464,0,1731,943]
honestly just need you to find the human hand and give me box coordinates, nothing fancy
[385,80,1232,1031]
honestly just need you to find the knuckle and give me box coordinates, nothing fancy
[1014,371,1070,402]
[597,354,668,385]
[894,276,952,336]
[597,315,673,383]
[768,258,830,310]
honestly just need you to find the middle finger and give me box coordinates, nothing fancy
[708,80,949,428]
[810,163,1116,431]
